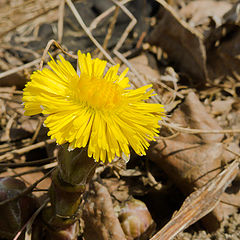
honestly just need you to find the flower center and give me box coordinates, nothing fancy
[72,74,124,110]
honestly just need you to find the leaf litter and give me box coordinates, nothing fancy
[1,0,240,239]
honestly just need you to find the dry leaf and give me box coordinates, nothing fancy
[150,160,239,240]
[170,92,224,143]
[82,181,126,240]
[147,0,208,86]
[0,167,51,198]
[148,92,238,231]
[180,0,232,28]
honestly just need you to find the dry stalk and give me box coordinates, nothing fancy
[162,122,240,134]
[65,0,115,64]
[13,198,49,240]
[2,163,57,179]
[89,0,132,31]
[0,168,55,206]
[0,0,60,38]
[57,0,65,43]
[29,117,44,145]
[108,0,164,104]
[0,157,55,168]
[0,139,55,162]
[1,44,40,58]
[97,5,120,59]
[4,112,17,141]
[150,159,239,240]
[112,0,137,52]
[157,81,184,99]
[40,39,77,70]
[0,59,41,80]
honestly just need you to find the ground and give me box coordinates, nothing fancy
[0,0,240,239]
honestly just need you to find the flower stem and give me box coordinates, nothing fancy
[42,145,98,240]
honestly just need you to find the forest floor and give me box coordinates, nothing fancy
[0,0,240,239]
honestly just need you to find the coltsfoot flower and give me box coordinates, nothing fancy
[22,51,165,163]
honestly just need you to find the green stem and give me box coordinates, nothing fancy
[41,145,98,239]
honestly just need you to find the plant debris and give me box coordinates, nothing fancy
[0,0,240,239]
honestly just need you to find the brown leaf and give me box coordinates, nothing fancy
[147,0,208,86]
[180,0,232,29]
[82,181,126,240]
[148,92,238,231]
[127,54,160,82]
[205,2,240,79]
[0,167,51,198]
[149,141,223,192]
[211,98,234,115]
[102,178,129,203]
[207,27,240,80]
[170,92,224,143]
[150,159,239,240]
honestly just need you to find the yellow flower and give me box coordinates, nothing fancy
[22,51,165,163]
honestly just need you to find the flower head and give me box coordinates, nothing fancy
[22,51,165,163]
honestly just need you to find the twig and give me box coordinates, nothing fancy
[0,168,54,206]
[98,5,120,59]
[8,162,57,178]
[0,90,23,94]
[1,44,40,58]
[0,156,56,168]
[5,112,17,141]
[224,147,240,158]
[146,159,163,190]
[89,0,132,31]
[162,122,240,134]
[136,31,147,49]
[150,159,239,240]
[58,0,65,43]
[157,132,180,140]
[0,96,22,103]
[0,139,31,153]
[219,199,240,208]
[0,58,41,79]
[13,198,49,240]
[65,0,115,64]
[29,116,44,145]
[40,39,77,70]
[0,139,55,162]
[109,0,160,103]
[157,81,184,99]
[112,0,137,52]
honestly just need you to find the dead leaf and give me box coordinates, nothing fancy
[207,27,240,80]
[204,2,240,80]
[82,181,126,240]
[0,167,51,198]
[147,0,208,86]
[148,92,239,231]
[127,54,160,82]
[180,0,232,28]
[211,98,234,115]
[102,178,129,202]
[150,159,239,240]
[170,92,224,143]
[149,141,223,192]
